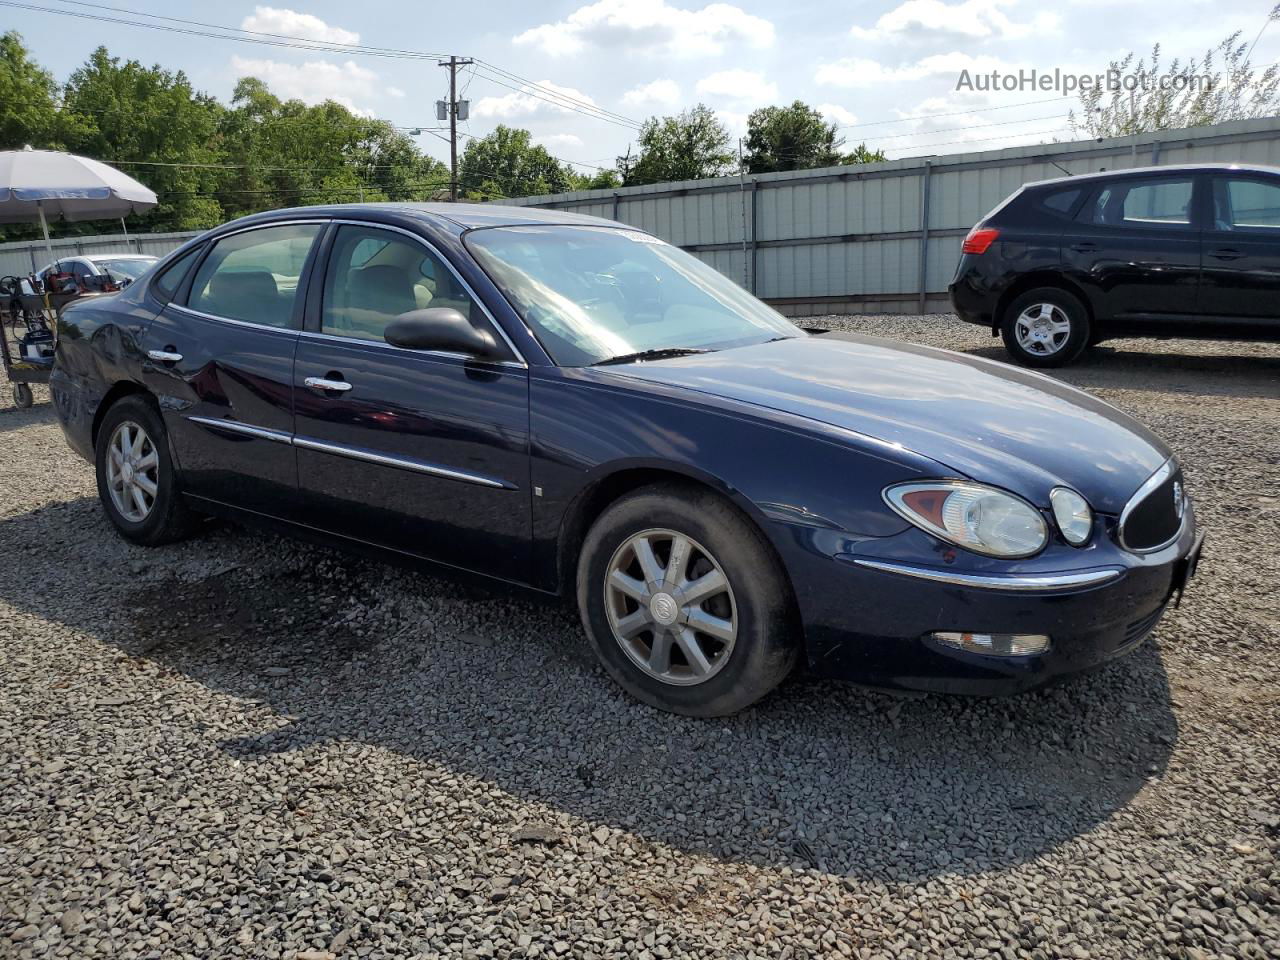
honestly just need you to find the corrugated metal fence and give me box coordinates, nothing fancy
[499,116,1280,315]
[0,230,197,279]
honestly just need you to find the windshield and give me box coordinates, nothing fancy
[95,258,156,281]
[465,225,801,366]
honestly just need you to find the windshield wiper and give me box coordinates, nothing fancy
[593,347,712,366]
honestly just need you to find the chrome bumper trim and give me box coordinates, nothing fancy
[187,415,292,444]
[851,558,1123,592]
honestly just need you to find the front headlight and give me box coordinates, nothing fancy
[884,480,1048,559]
[1049,487,1093,546]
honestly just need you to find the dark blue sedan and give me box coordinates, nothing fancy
[50,204,1202,715]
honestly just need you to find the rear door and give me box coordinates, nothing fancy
[1199,172,1280,334]
[141,220,324,519]
[1061,173,1203,326]
[292,221,532,582]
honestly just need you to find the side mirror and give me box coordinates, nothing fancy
[384,307,498,358]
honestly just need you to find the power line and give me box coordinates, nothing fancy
[835,95,1074,131]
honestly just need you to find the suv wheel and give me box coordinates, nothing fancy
[576,484,798,716]
[1000,287,1091,368]
[95,395,201,545]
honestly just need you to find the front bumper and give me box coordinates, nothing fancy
[782,506,1199,696]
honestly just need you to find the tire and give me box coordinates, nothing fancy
[12,383,33,408]
[999,287,1091,368]
[94,394,201,546]
[576,483,799,717]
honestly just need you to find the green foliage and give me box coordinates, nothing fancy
[843,142,888,165]
[458,125,576,199]
[0,31,68,150]
[743,101,843,173]
[1070,20,1280,137]
[567,168,622,191]
[623,105,734,186]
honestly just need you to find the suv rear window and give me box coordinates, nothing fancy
[1040,188,1082,215]
[1085,178,1195,228]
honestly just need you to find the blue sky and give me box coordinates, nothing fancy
[13,0,1280,173]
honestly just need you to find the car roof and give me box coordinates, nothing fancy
[229,201,625,233]
[1023,162,1280,190]
[84,253,156,261]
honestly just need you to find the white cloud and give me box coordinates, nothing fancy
[817,103,858,127]
[622,78,682,108]
[514,0,775,58]
[473,80,599,120]
[815,53,1006,89]
[850,0,1057,42]
[240,6,360,45]
[714,109,749,139]
[229,55,384,114]
[536,133,585,149]
[696,69,777,105]
[386,86,406,99]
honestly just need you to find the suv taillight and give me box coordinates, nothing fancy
[961,226,1000,255]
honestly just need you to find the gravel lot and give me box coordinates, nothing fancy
[1,316,1277,960]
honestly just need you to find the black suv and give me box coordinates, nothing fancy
[949,163,1280,366]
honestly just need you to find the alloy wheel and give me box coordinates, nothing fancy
[604,528,738,686]
[106,420,159,523]
[1014,303,1072,356]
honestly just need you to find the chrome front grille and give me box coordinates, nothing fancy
[1118,459,1186,553]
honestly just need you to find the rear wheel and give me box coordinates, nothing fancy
[12,383,33,408]
[94,395,200,545]
[1000,287,1090,368]
[577,484,798,716]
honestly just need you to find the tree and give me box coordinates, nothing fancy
[623,105,734,186]
[1070,19,1280,138]
[843,142,887,165]
[568,168,622,191]
[0,31,67,150]
[458,125,575,199]
[62,47,225,230]
[744,101,844,173]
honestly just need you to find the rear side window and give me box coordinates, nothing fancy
[151,246,202,303]
[1085,178,1195,228]
[187,224,322,328]
[1213,177,1280,230]
[1040,188,1082,215]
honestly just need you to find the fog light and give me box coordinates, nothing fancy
[929,632,1051,656]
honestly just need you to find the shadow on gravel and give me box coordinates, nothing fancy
[0,497,1178,882]
[0,402,55,434]
[965,343,1280,397]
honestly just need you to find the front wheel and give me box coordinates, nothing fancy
[94,395,201,545]
[576,484,799,716]
[999,288,1091,368]
[12,383,33,408]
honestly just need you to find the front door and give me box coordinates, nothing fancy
[292,222,532,583]
[1061,174,1203,325]
[1198,173,1280,335]
[142,221,323,519]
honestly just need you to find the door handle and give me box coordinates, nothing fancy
[1209,248,1244,260]
[147,348,183,363]
[1069,242,1099,253]
[304,375,352,393]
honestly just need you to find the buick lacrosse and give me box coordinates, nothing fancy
[51,204,1202,715]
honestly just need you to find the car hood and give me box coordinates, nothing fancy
[602,333,1169,514]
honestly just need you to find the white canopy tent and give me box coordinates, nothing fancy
[0,147,158,263]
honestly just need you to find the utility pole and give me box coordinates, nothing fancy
[438,56,474,201]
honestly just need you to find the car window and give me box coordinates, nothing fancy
[1041,188,1082,215]
[1086,178,1195,228]
[152,246,202,302]
[466,225,801,367]
[1213,177,1280,230]
[187,224,321,328]
[95,258,155,281]
[322,224,477,344]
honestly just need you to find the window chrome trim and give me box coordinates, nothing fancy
[185,415,513,489]
[1117,457,1186,554]
[849,558,1123,592]
[322,218,527,367]
[292,436,514,489]
[187,416,292,445]
[296,328,526,369]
